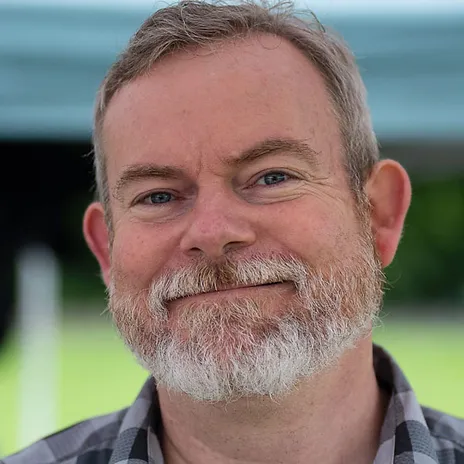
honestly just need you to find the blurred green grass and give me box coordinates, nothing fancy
[1,315,463,457]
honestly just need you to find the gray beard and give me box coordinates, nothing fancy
[108,245,384,402]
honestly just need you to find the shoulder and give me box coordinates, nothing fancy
[0,408,128,464]
[422,406,464,463]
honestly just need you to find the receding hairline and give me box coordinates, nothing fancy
[96,31,322,136]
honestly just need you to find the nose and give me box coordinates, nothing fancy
[179,192,256,258]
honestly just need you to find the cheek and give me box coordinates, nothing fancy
[110,224,173,290]
[261,201,357,260]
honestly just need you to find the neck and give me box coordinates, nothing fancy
[158,337,388,464]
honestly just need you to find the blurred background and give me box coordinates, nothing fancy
[0,0,463,457]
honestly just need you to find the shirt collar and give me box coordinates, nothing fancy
[374,345,439,464]
[108,345,439,464]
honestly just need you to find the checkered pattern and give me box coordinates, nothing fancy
[2,345,463,463]
[373,347,464,464]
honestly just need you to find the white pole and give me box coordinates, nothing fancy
[16,244,60,449]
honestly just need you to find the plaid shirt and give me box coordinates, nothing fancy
[2,345,463,464]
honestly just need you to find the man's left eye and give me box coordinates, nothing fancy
[256,171,290,186]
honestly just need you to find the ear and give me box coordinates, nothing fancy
[83,202,111,286]
[366,160,411,267]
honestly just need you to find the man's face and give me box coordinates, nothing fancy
[100,35,384,401]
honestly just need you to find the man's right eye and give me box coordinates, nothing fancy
[140,191,175,205]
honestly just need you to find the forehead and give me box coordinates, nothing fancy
[102,34,342,178]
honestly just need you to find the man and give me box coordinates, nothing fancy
[3,1,463,463]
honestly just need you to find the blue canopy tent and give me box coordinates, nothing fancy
[1,2,463,142]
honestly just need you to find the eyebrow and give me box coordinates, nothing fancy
[113,137,320,199]
[223,137,320,169]
[114,164,184,200]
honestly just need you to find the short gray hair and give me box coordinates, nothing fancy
[93,0,379,224]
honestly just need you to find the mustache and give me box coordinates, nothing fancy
[148,253,309,304]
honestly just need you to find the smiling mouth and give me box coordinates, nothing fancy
[214,282,284,292]
[168,281,289,303]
